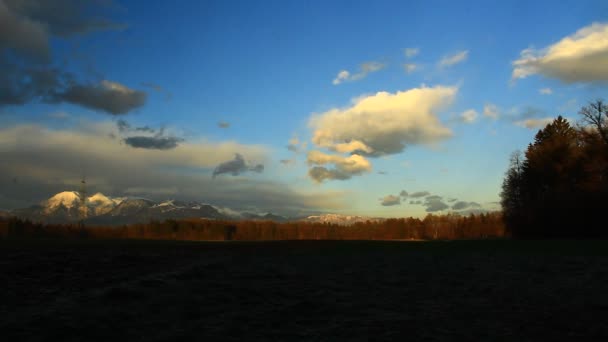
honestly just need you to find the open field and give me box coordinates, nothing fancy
[2,239,608,341]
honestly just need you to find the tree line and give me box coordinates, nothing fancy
[0,212,505,241]
[501,100,608,238]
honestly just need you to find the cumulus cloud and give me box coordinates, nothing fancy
[380,195,401,206]
[460,109,478,123]
[213,154,264,178]
[438,50,469,68]
[512,22,608,83]
[0,123,341,215]
[539,88,553,95]
[404,48,420,58]
[399,190,408,197]
[409,191,430,198]
[309,86,456,157]
[0,0,146,114]
[483,103,500,119]
[403,63,418,74]
[307,150,371,182]
[332,61,385,85]
[514,117,555,129]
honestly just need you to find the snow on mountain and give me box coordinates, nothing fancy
[305,213,384,226]
[87,192,118,216]
[43,191,81,213]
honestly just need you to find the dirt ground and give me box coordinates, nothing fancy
[2,239,608,341]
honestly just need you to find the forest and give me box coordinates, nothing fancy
[501,99,608,238]
[0,212,504,241]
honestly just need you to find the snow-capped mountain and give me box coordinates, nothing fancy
[11,191,230,225]
[304,213,385,226]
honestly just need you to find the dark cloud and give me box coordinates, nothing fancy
[380,195,401,206]
[135,125,155,133]
[308,166,351,182]
[218,121,230,128]
[287,144,298,152]
[447,198,458,202]
[426,195,442,201]
[116,119,131,133]
[424,198,449,212]
[399,190,408,197]
[409,200,422,205]
[451,201,471,210]
[213,154,264,178]
[280,159,294,165]
[58,80,146,115]
[410,191,430,198]
[123,136,183,150]
[0,0,146,114]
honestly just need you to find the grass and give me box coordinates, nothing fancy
[2,238,608,341]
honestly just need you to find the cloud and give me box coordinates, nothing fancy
[0,1,146,114]
[0,123,342,215]
[483,103,500,119]
[309,86,456,157]
[409,200,422,205]
[539,88,553,95]
[447,198,457,203]
[377,171,387,175]
[451,201,481,210]
[218,121,230,128]
[424,197,449,212]
[58,80,146,115]
[403,63,418,74]
[399,190,408,197]
[123,136,183,150]
[286,136,307,153]
[48,111,69,119]
[279,159,295,166]
[332,61,385,85]
[514,117,555,129]
[307,150,371,182]
[0,0,124,61]
[512,22,608,83]
[438,50,469,68]
[426,195,442,201]
[460,109,478,123]
[380,195,401,206]
[404,48,420,58]
[410,191,430,198]
[213,153,264,178]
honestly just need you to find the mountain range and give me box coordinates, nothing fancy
[7,191,384,226]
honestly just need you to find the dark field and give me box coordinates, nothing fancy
[2,239,608,341]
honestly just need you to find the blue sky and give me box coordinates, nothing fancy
[1,0,607,217]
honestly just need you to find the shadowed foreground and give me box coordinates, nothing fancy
[2,239,608,341]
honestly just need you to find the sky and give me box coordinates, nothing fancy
[1,0,607,217]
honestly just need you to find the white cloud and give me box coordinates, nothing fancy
[483,103,500,119]
[332,61,385,85]
[539,88,553,95]
[404,47,420,58]
[307,150,371,182]
[460,109,478,123]
[438,50,469,68]
[512,22,608,83]
[515,117,555,129]
[309,85,456,157]
[403,63,418,74]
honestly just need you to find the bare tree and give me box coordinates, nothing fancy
[579,99,608,145]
